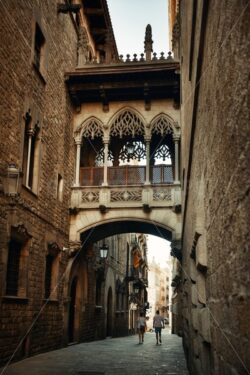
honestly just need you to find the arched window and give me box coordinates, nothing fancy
[22,111,41,193]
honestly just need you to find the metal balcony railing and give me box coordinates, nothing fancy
[80,167,103,186]
[79,165,173,186]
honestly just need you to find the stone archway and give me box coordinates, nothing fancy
[70,207,181,246]
[63,253,88,345]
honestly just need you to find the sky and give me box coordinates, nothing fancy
[107,0,170,57]
[106,1,171,264]
[147,235,171,264]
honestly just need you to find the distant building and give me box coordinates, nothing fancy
[147,257,171,329]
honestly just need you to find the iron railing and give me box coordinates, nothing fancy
[79,165,173,186]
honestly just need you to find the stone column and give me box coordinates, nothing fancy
[75,140,82,187]
[173,135,180,183]
[102,137,109,186]
[144,137,151,185]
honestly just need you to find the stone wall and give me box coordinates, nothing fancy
[0,0,77,364]
[180,1,250,374]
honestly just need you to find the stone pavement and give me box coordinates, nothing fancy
[0,328,189,375]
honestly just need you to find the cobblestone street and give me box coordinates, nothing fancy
[0,329,189,375]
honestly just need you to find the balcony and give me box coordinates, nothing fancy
[70,164,181,210]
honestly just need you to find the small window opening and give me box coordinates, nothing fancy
[34,24,45,71]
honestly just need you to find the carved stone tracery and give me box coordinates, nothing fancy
[153,144,171,161]
[110,189,142,202]
[153,189,172,201]
[75,118,104,140]
[151,115,174,136]
[82,191,99,203]
[119,141,146,162]
[110,110,145,138]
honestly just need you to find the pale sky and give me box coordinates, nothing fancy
[107,1,171,263]
[107,0,170,57]
[147,235,171,264]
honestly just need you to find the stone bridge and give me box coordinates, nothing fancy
[69,183,182,246]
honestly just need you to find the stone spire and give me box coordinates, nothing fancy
[144,24,153,61]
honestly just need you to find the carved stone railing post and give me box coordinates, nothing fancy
[144,136,151,185]
[102,137,109,186]
[173,134,180,183]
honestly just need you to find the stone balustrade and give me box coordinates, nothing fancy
[70,183,181,210]
[80,51,176,67]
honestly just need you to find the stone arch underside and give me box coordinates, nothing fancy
[70,208,181,245]
[80,219,173,246]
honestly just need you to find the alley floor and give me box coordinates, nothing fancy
[0,328,189,375]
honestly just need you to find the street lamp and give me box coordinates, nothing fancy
[3,164,20,196]
[99,243,109,259]
[133,283,140,294]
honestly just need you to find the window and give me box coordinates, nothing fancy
[5,225,30,298]
[34,23,45,72]
[6,239,22,296]
[44,243,60,300]
[22,111,40,193]
[57,174,63,202]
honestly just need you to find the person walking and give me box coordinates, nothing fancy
[137,312,147,344]
[153,310,164,345]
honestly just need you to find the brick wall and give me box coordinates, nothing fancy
[180,1,250,374]
[0,0,77,364]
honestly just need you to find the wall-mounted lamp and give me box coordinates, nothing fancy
[3,164,21,196]
[99,243,109,259]
[133,283,140,294]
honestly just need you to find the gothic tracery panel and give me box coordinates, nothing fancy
[80,118,104,139]
[151,115,174,136]
[110,110,145,138]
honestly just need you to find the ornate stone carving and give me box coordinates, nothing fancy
[151,114,174,136]
[153,144,171,161]
[82,191,99,203]
[153,189,172,201]
[119,141,146,162]
[144,24,153,61]
[110,189,142,202]
[75,117,104,140]
[110,110,145,138]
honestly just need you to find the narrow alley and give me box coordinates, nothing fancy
[0,329,188,375]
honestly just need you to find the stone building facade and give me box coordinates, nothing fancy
[147,257,171,330]
[0,0,79,363]
[0,0,120,364]
[0,0,153,365]
[170,1,250,374]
